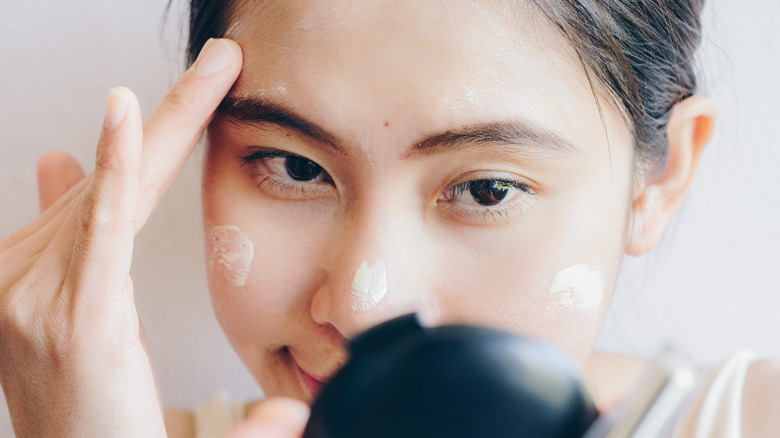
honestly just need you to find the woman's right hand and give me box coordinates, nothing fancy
[227,398,311,438]
[0,38,242,437]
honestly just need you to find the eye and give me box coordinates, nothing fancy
[274,154,324,181]
[445,179,530,207]
[239,148,334,201]
[464,180,513,206]
[439,177,535,225]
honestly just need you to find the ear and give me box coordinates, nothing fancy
[625,95,716,255]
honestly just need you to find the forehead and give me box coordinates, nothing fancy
[222,0,626,154]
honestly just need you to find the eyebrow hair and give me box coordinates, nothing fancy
[217,95,345,154]
[408,120,578,159]
[216,95,578,158]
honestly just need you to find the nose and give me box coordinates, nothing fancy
[309,196,441,340]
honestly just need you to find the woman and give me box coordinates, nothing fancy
[0,0,777,437]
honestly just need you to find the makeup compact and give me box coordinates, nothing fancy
[302,313,701,438]
[302,313,599,437]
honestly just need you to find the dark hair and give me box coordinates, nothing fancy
[184,0,705,175]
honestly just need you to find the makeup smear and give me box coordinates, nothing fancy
[209,224,254,287]
[549,264,603,314]
[351,261,388,311]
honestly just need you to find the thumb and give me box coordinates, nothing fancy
[228,398,310,438]
[37,150,86,213]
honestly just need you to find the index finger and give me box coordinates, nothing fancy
[136,38,242,230]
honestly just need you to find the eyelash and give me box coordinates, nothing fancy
[238,148,535,224]
[439,179,535,224]
[239,149,334,200]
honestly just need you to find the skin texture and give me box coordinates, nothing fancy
[203,0,637,405]
[201,5,780,438]
[14,1,780,438]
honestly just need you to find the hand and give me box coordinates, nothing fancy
[227,398,310,438]
[0,38,242,437]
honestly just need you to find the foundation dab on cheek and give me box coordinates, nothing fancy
[208,224,255,287]
[351,261,388,311]
[548,264,604,314]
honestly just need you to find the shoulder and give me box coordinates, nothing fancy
[742,358,780,437]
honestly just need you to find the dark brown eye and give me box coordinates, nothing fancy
[285,156,323,181]
[469,180,511,206]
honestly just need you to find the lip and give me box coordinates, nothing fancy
[292,356,327,400]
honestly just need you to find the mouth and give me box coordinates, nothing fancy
[291,355,327,400]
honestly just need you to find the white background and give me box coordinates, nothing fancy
[0,0,778,435]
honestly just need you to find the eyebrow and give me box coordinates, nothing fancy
[217,95,344,153]
[408,120,578,159]
[216,95,578,158]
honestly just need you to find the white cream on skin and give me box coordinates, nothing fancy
[548,264,604,314]
[209,225,255,287]
[351,260,388,311]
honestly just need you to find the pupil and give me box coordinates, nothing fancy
[470,180,509,206]
[285,156,322,181]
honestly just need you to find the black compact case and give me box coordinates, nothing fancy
[303,313,599,438]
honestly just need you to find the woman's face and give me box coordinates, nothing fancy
[202,0,636,403]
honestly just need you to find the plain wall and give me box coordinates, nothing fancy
[0,0,778,435]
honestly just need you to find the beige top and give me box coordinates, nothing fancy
[193,352,755,438]
[672,351,755,438]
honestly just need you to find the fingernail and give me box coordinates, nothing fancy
[105,88,129,129]
[196,38,234,76]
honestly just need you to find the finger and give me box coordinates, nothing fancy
[63,87,143,320]
[0,173,88,255]
[228,398,310,438]
[0,180,84,255]
[135,38,242,230]
[37,151,86,213]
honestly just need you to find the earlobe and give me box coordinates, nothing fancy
[625,95,716,256]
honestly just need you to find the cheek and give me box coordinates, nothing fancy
[548,264,603,315]
[207,225,254,288]
[436,250,608,361]
[538,264,608,360]
[439,254,610,362]
[202,158,326,364]
[431,194,625,361]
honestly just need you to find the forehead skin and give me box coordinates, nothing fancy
[221,0,633,168]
